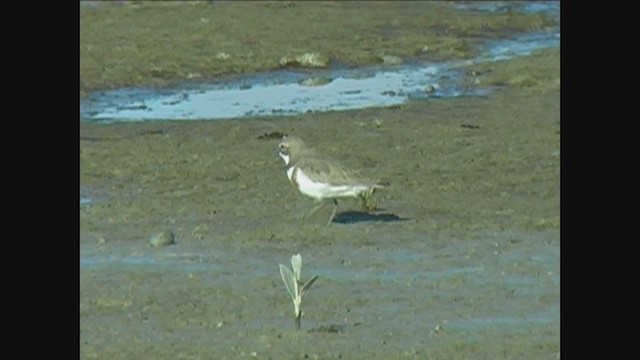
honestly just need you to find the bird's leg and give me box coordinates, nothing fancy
[303,200,325,221]
[326,199,339,225]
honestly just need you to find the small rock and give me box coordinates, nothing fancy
[279,53,329,68]
[265,1,295,8]
[256,131,286,140]
[308,324,347,333]
[149,230,175,248]
[215,52,231,60]
[379,54,403,65]
[299,77,332,87]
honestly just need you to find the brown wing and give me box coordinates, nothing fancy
[297,156,375,186]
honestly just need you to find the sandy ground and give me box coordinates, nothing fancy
[80,2,560,359]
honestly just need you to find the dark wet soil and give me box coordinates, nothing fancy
[80,2,560,359]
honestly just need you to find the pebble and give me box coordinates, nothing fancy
[278,53,328,68]
[299,77,332,86]
[149,230,175,248]
[214,52,231,60]
[379,54,403,65]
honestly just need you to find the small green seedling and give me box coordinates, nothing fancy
[279,254,318,331]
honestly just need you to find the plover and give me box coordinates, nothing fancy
[278,136,384,225]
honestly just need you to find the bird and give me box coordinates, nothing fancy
[278,136,384,225]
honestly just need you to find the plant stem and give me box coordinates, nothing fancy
[295,313,301,331]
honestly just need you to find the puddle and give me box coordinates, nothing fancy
[80,254,214,272]
[476,31,560,62]
[447,312,557,330]
[80,3,559,123]
[80,63,490,122]
[80,185,106,206]
[454,1,560,16]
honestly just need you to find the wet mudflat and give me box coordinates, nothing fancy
[80,2,560,359]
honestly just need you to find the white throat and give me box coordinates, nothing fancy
[279,152,291,166]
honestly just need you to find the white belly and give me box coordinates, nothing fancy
[293,167,370,199]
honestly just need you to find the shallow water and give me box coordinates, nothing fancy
[79,3,559,123]
[455,1,560,16]
[80,228,559,349]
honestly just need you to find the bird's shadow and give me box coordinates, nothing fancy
[332,210,407,224]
